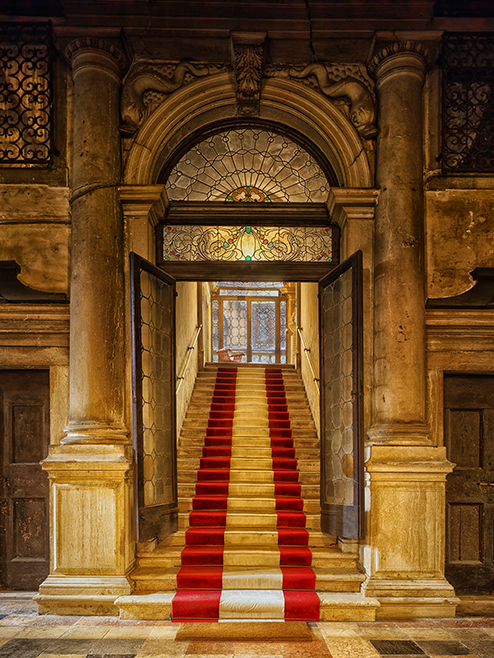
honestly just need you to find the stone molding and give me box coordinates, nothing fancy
[62,420,129,445]
[367,422,431,446]
[427,308,494,353]
[118,184,164,221]
[65,37,128,75]
[368,40,430,76]
[0,304,69,349]
[327,188,379,230]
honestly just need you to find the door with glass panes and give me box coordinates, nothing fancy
[211,282,289,364]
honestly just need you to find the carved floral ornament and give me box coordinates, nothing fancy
[119,56,378,139]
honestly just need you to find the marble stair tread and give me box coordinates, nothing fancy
[130,568,366,595]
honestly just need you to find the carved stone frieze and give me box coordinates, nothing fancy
[230,32,266,116]
[120,61,224,136]
[283,62,378,139]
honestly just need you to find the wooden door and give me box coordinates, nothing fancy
[319,251,364,539]
[130,253,178,542]
[445,374,494,594]
[0,371,50,589]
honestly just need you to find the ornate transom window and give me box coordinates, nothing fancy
[158,126,337,278]
[165,127,330,203]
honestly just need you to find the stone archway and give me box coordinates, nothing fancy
[123,73,373,189]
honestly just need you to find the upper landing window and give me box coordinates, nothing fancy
[165,127,330,203]
[0,22,53,167]
[442,33,494,173]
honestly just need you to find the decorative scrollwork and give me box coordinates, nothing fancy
[162,225,333,263]
[442,33,494,173]
[0,22,52,167]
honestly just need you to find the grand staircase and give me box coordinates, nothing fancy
[116,365,379,621]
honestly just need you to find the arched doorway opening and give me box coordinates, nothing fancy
[129,117,366,548]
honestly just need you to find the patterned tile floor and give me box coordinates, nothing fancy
[0,599,494,658]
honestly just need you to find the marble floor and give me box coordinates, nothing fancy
[1,599,494,658]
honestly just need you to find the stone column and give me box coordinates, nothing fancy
[368,42,430,446]
[362,43,457,618]
[64,38,128,444]
[36,39,134,616]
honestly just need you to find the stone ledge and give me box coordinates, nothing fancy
[318,592,379,621]
[116,592,174,620]
[375,596,460,619]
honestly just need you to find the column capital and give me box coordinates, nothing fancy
[65,37,128,80]
[369,41,429,86]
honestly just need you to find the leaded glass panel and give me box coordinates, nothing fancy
[163,225,333,262]
[251,301,276,359]
[165,128,330,202]
[322,269,354,506]
[319,251,363,540]
[223,300,248,352]
[130,253,177,542]
[139,270,174,507]
[212,299,219,362]
[280,300,287,364]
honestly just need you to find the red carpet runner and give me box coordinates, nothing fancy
[172,366,320,621]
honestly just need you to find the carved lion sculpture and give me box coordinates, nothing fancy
[290,63,378,139]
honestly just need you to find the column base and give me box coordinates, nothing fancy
[62,420,129,444]
[35,575,133,616]
[367,422,431,445]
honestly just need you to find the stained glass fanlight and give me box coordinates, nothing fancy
[159,126,337,274]
[165,128,330,203]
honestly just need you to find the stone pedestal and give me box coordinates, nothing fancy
[36,445,133,615]
[36,39,134,615]
[364,446,458,618]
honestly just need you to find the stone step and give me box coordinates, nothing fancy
[177,447,320,460]
[116,590,378,621]
[175,515,322,533]
[178,436,320,449]
[177,497,321,514]
[129,566,365,594]
[136,545,359,571]
[177,458,320,472]
[178,470,320,486]
[177,483,321,499]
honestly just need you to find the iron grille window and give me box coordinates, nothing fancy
[442,33,494,173]
[0,22,53,167]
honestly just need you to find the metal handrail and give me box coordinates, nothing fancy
[297,327,320,395]
[176,325,202,394]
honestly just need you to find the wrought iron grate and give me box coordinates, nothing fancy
[0,22,52,167]
[442,33,494,173]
